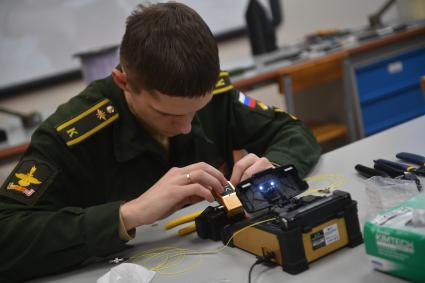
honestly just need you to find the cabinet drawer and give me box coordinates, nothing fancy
[361,86,425,136]
[356,47,425,98]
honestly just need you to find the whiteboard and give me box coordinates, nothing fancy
[0,0,248,90]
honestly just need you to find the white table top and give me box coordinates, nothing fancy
[31,115,425,283]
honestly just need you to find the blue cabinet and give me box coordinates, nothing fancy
[354,46,425,136]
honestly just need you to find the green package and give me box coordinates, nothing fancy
[364,193,425,283]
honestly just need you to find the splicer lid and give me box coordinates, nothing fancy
[235,165,308,213]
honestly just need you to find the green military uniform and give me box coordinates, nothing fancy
[0,72,320,281]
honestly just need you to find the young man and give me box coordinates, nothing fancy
[0,2,320,281]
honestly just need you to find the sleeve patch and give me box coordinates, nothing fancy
[237,91,297,120]
[212,71,234,95]
[238,92,272,112]
[0,160,58,206]
[238,92,257,108]
[56,99,119,147]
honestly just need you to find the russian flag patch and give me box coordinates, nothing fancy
[238,92,256,108]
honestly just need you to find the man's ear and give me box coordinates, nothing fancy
[112,68,130,92]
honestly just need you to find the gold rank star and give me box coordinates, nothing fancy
[96,109,107,120]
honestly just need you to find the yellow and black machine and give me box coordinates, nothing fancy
[216,165,364,274]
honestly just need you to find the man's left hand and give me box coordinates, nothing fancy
[230,153,274,185]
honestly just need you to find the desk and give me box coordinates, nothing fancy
[31,115,425,283]
[0,114,42,160]
[232,22,425,143]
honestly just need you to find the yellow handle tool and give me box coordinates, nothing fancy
[177,223,197,236]
[164,210,202,230]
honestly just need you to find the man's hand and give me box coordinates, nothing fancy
[120,162,226,230]
[230,153,274,186]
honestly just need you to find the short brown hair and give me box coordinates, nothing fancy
[120,2,220,97]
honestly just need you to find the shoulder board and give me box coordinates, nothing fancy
[212,71,234,95]
[56,98,119,147]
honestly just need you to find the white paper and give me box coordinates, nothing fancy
[97,263,155,283]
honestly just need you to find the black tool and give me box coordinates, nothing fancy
[0,106,42,129]
[368,0,396,28]
[373,160,422,191]
[375,158,425,177]
[396,152,425,176]
[354,164,390,178]
[0,128,6,142]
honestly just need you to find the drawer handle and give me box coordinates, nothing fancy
[387,61,403,74]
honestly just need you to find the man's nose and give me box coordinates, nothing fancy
[175,115,193,134]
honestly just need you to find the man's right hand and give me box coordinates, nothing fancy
[120,162,227,231]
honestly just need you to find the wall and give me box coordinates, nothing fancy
[0,0,247,90]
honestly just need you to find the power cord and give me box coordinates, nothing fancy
[248,253,275,283]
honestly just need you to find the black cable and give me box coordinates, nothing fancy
[248,254,274,283]
[248,258,263,283]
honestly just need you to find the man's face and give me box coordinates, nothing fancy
[124,88,213,137]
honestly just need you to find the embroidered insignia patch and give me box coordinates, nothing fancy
[212,71,234,95]
[56,99,119,146]
[238,92,257,108]
[0,160,58,205]
[237,92,297,119]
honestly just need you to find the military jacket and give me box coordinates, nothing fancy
[0,72,320,281]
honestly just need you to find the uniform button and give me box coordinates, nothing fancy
[106,105,115,114]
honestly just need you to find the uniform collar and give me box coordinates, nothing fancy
[100,76,212,163]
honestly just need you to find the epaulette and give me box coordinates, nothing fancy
[56,98,119,146]
[212,71,234,95]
